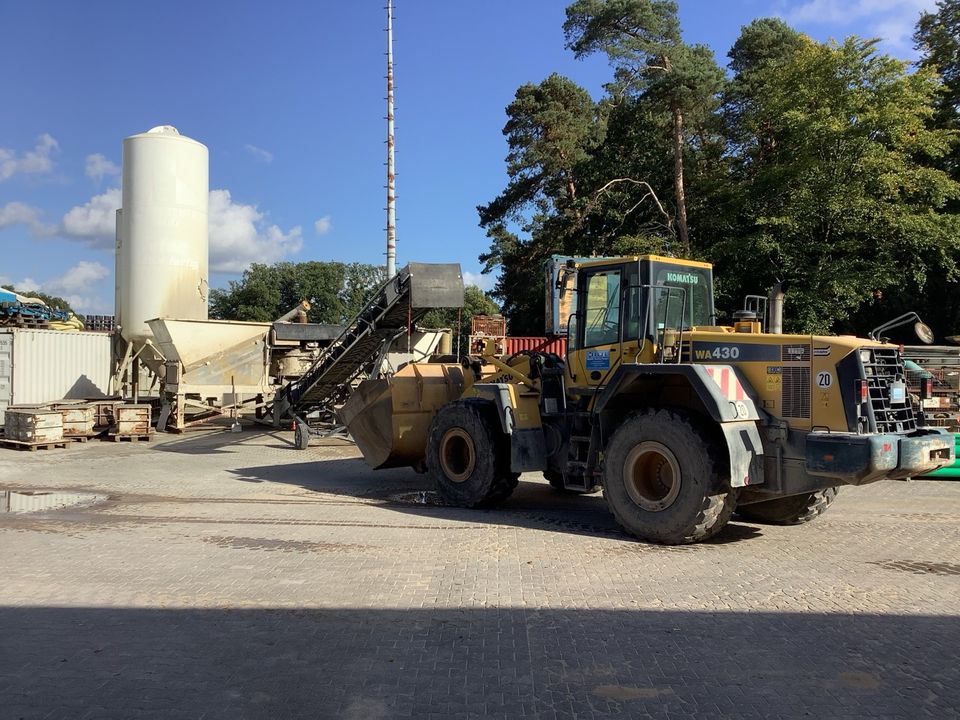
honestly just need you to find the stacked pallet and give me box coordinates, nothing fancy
[3,408,65,448]
[82,314,116,332]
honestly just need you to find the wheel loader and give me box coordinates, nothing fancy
[340,254,955,544]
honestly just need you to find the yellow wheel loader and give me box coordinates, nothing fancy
[340,255,954,544]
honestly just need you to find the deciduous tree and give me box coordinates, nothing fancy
[209,261,385,324]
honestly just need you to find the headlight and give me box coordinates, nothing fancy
[860,350,873,363]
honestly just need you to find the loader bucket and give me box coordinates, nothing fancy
[339,362,468,470]
[339,378,397,469]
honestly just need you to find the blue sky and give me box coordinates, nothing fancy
[0,0,936,314]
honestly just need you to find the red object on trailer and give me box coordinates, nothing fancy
[505,336,567,357]
[471,315,508,337]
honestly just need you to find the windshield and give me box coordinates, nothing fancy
[649,263,714,328]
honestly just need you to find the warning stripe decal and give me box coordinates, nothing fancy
[705,366,745,403]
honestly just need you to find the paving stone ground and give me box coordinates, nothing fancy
[0,427,958,719]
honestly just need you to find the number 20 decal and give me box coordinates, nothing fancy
[816,371,833,388]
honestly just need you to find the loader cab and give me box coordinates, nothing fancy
[561,255,715,389]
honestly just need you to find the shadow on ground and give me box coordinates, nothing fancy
[132,427,759,543]
[224,456,763,546]
[2,606,956,719]
[152,426,304,455]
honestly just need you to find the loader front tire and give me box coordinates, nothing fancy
[603,409,735,545]
[427,401,516,508]
[736,488,839,525]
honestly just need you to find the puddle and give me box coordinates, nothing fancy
[387,490,450,507]
[1,490,107,514]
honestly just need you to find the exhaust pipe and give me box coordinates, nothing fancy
[768,282,787,334]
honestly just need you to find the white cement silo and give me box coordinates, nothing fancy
[117,125,209,345]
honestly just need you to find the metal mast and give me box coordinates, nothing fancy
[385,0,397,278]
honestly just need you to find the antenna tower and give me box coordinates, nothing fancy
[385,0,397,278]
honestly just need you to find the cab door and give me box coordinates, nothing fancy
[567,265,625,388]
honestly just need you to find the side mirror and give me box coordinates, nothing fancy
[566,312,579,352]
[915,322,935,345]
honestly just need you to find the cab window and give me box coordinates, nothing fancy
[650,263,713,328]
[582,269,621,347]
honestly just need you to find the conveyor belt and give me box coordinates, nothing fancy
[275,262,463,419]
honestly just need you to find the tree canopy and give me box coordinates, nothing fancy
[478,0,960,338]
[209,261,386,324]
[209,261,501,354]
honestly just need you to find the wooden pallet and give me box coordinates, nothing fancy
[104,432,153,443]
[5,317,50,329]
[63,435,94,443]
[1,438,69,452]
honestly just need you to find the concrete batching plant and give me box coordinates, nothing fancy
[110,125,458,433]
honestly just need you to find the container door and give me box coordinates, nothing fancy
[0,334,12,427]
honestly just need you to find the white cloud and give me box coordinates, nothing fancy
[0,201,56,237]
[44,260,110,295]
[14,261,111,313]
[0,133,59,181]
[778,0,936,51]
[314,215,332,235]
[208,189,302,272]
[85,153,120,183]
[9,277,39,293]
[60,187,121,248]
[56,186,302,272]
[244,144,274,163]
[463,271,496,292]
[0,201,39,227]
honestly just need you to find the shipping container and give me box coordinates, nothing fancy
[0,329,112,427]
[504,337,568,357]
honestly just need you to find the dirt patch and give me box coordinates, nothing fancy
[592,685,673,701]
[201,535,365,553]
[870,559,960,577]
[837,671,881,690]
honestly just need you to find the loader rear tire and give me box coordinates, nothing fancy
[427,401,516,508]
[603,409,735,545]
[736,488,839,525]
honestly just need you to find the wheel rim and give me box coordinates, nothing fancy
[439,428,476,483]
[623,441,682,512]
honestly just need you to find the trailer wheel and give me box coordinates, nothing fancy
[603,409,734,544]
[427,401,516,508]
[294,422,310,450]
[736,488,839,525]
